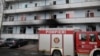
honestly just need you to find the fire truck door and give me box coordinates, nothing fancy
[88,33,97,49]
[51,34,63,49]
[76,32,89,53]
[63,34,74,56]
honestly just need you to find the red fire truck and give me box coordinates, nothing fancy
[38,28,100,56]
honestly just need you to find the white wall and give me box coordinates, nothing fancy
[13,27,17,34]
[26,14,34,21]
[26,26,33,34]
[96,24,100,32]
[70,0,85,3]
[16,26,20,34]
[73,25,86,31]
[63,25,86,31]
[74,10,86,18]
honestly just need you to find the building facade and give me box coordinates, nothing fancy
[0,0,100,39]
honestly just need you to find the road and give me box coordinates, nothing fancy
[0,48,40,56]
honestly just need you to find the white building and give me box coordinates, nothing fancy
[0,0,100,39]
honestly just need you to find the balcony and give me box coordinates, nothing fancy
[2,17,100,25]
[1,34,38,39]
[5,0,16,2]
[5,0,28,2]
[2,20,44,26]
[4,1,100,14]
[57,17,100,24]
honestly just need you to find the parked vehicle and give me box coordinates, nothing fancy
[5,38,28,48]
[0,38,6,47]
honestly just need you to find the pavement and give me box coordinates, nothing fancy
[0,44,50,56]
[17,44,38,51]
[0,47,39,56]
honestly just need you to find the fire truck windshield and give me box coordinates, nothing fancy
[80,33,87,41]
[90,34,96,42]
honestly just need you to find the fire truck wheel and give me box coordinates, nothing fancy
[52,50,62,56]
[93,50,100,56]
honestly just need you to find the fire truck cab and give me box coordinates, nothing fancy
[75,32,100,56]
[38,28,100,56]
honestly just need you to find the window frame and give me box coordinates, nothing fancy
[52,15,56,19]
[89,34,96,42]
[53,1,56,5]
[34,16,38,20]
[87,25,96,31]
[8,16,14,21]
[2,27,13,34]
[10,5,12,9]
[25,4,28,8]
[35,3,37,7]
[33,27,39,34]
[66,13,70,19]
[20,27,26,34]
[66,0,69,4]
[79,33,87,41]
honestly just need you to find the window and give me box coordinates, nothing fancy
[10,5,12,9]
[98,33,100,40]
[53,1,56,5]
[9,16,14,21]
[97,9,100,11]
[2,27,13,34]
[79,33,87,41]
[90,34,96,42]
[20,27,26,34]
[66,0,69,4]
[7,27,13,34]
[33,27,39,34]
[52,15,56,19]
[86,10,94,17]
[87,25,96,31]
[34,16,37,20]
[2,27,6,33]
[29,1,33,3]
[59,11,63,14]
[21,15,26,21]
[5,3,9,9]
[66,14,70,18]
[35,3,37,7]
[25,4,27,8]
[86,10,90,17]
[34,15,40,20]
[90,12,94,17]
[3,15,8,21]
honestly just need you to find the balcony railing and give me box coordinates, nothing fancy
[5,0,99,2]
[57,17,100,24]
[5,0,29,2]
[4,1,100,14]
[2,19,44,25]
[2,17,100,25]
[1,34,38,39]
